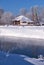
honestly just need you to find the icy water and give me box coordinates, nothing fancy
[0,51,33,65]
[0,36,44,58]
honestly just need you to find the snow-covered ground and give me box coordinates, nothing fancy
[0,51,44,65]
[24,56,44,65]
[0,26,44,39]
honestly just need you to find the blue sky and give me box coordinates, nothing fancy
[0,0,44,15]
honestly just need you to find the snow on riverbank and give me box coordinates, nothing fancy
[0,26,44,39]
[24,56,44,65]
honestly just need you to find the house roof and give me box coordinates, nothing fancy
[12,15,33,22]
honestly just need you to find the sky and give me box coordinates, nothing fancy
[0,0,44,15]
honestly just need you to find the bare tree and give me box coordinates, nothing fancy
[0,9,4,25]
[1,12,15,25]
[0,9,4,18]
[41,8,44,18]
[19,8,27,16]
[26,12,32,19]
[30,6,40,25]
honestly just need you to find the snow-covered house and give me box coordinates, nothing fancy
[12,15,34,25]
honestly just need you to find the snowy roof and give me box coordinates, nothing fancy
[12,15,33,22]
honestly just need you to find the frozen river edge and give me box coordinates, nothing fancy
[0,26,44,58]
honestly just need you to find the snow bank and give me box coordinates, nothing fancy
[24,56,44,65]
[0,26,44,39]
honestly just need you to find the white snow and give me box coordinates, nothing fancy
[24,57,44,65]
[0,26,44,39]
[13,15,33,22]
[20,54,44,65]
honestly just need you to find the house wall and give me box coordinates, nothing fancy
[13,20,20,25]
[12,20,35,26]
[20,22,28,25]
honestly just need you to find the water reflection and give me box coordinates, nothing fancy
[0,36,44,58]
